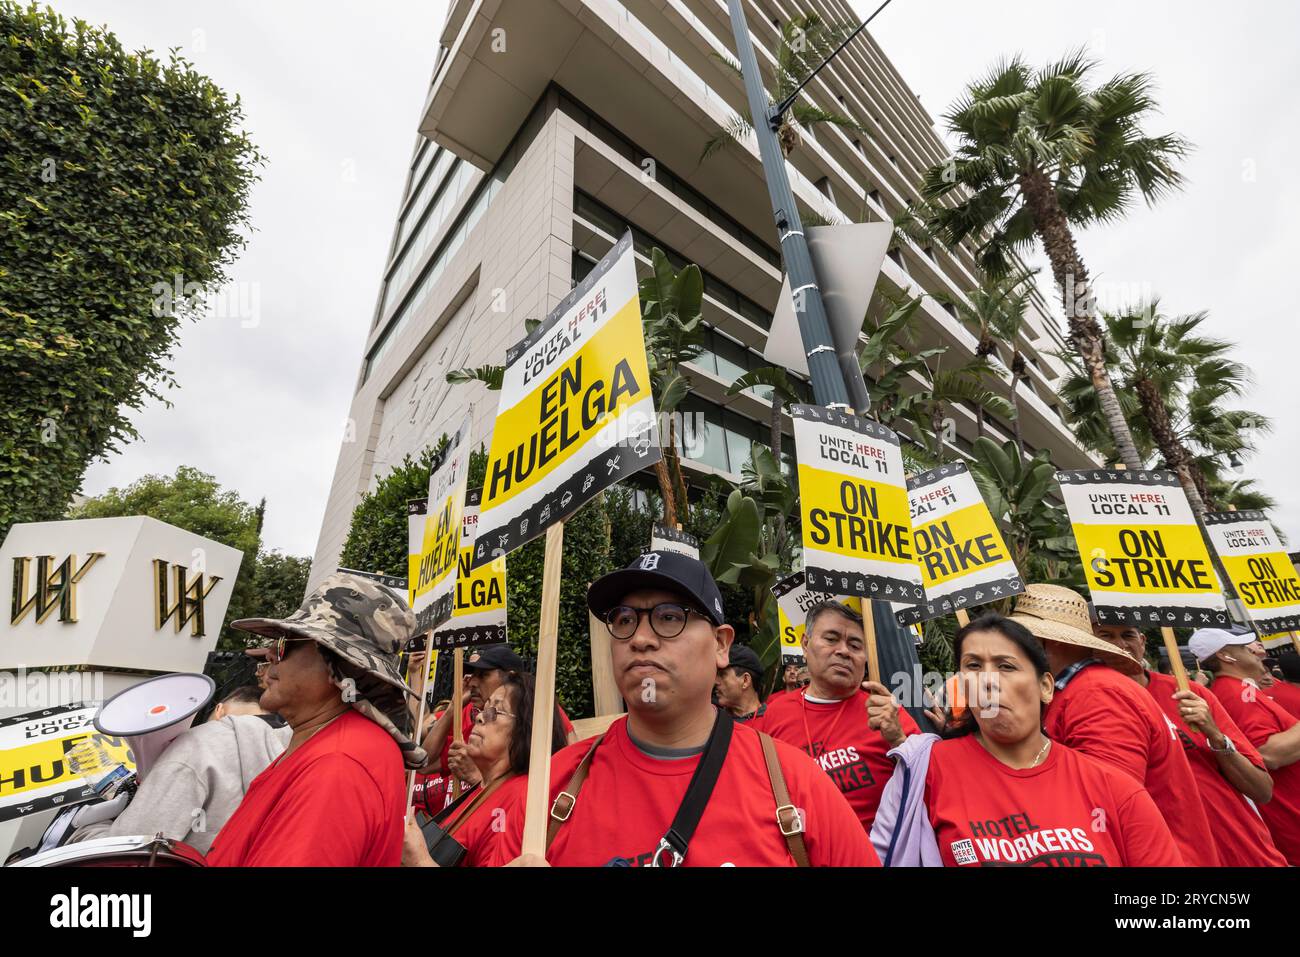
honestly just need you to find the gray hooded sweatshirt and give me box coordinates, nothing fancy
[70,714,291,854]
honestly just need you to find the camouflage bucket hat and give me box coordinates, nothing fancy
[232,573,417,698]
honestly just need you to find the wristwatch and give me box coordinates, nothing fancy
[1208,735,1236,754]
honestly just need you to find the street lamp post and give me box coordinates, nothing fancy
[725,0,924,718]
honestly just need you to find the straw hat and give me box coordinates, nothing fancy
[1009,584,1143,675]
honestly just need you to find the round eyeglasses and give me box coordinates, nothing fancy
[604,602,704,640]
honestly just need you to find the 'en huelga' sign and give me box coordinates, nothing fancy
[472,232,660,568]
[896,461,1023,625]
[1204,510,1300,635]
[432,488,507,650]
[1056,469,1228,627]
[792,405,923,602]
[413,417,472,633]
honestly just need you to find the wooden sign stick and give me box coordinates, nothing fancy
[955,609,970,628]
[404,628,435,821]
[451,647,465,799]
[1161,627,1190,693]
[863,600,881,685]
[521,521,565,857]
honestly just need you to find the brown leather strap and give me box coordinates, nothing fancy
[759,732,810,867]
[445,772,514,839]
[546,734,604,851]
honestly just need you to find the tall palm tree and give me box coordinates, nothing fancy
[1056,302,1270,513]
[724,366,800,466]
[703,13,862,162]
[939,269,1037,457]
[920,51,1190,470]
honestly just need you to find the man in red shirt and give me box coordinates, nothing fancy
[506,551,876,866]
[207,573,424,867]
[756,600,918,834]
[1195,628,1300,864]
[1094,619,1285,867]
[1010,584,1221,866]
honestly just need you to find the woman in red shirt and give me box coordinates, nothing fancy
[401,671,567,867]
[872,614,1182,866]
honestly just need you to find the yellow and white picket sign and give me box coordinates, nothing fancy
[1056,468,1228,628]
[1204,510,1300,636]
[413,417,473,633]
[0,704,133,822]
[471,231,660,570]
[431,488,507,651]
[792,405,923,603]
[897,461,1023,625]
[771,571,865,667]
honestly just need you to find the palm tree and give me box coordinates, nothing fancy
[1056,302,1270,513]
[920,51,1190,470]
[939,269,1037,456]
[724,366,801,466]
[702,13,862,162]
[860,294,1016,468]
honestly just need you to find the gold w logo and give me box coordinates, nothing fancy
[11,554,104,625]
[154,560,223,637]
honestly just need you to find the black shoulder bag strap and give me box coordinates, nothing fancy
[649,708,734,867]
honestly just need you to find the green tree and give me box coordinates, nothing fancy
[860,295,1015,468]
[1056,303,1269,513]
[967,438,1080,592]
[920,51,1188,470]
[939,270,1037,456]
[337,442,447,578]
[68,466,308,647]
[703,13,862,161]
[1,3,263,541]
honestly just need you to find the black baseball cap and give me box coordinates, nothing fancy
[587,551,726,626]
[465,644,525,672]
[727,644,764,685]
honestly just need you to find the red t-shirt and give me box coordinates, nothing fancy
[1264,678,1300,719]
[1143,671,1285,867]
[1209,676,1300,865]
[924,733,1182,866]
[440,773,528,867]
[207,711,405,867]
[501,715,877,866]
[754,689,920,833]
[441,702,574,774]
[1044,663,1220,866]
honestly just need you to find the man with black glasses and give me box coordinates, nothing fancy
[505,551,876,867]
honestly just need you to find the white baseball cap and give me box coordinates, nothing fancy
[1188,628,1256,663]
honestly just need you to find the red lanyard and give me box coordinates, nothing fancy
[799,690,858,759]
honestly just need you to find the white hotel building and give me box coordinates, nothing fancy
[308,0,1094,587]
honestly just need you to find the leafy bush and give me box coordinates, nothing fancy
[1,3,263,540]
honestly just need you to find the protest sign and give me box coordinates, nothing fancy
[412,417,472,634]
[0,704,132,822]
[1056,468,1228,627]
[896,462,1023,625]
[1204,511,1300,636]
[431,488,508,650]
[405,417,471,814]
[471,231,660,571]
[793,405,923,603]
[648,522,699,559]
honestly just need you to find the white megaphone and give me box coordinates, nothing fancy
[89,673,217,787]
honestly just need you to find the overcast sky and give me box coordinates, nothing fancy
[63,0,1299,557]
